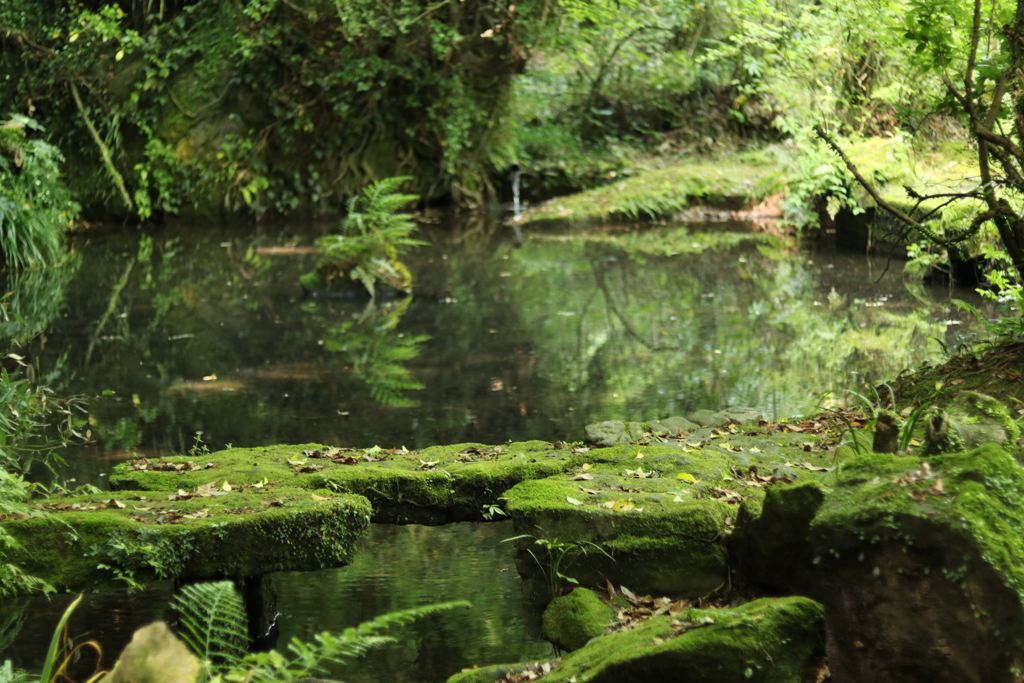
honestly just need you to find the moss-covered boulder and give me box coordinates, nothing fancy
[807,445,1024,682]
[507,597,824,683]
[1,485,370,593]
[447,663,545,683]
[541,588,614,651]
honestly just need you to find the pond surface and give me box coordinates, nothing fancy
[2,521,552,682]
[5,215,982,482]
[0,212,987,675]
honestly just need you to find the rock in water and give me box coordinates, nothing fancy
[101,622,202,683]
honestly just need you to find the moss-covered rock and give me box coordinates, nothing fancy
[731,480,827,592]
[538,596,824,683]
[446,663,538,683]
[109,434,829,530]
[541,588,614,651]
[807,444,1024,682]
[502,437,832,597]
[1,486,370,594]
[584,411,760,447]
[521,154,785,224]
[504,474,730,598]
[922,391,1021,456]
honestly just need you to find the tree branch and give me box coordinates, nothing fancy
[69,82,133,210]
[814,126,990,251]
[964,0,982,110]
[813,126,925,231]
[975,125,1023,158]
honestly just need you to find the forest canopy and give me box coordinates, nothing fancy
[1,0,1022,311]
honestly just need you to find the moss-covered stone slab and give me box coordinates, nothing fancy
[504,474,731,597]
[1,486,370,593]
[502,439,834,597]
[541,587,614,651]
[805,445,1024,683]
[448,596,825,683]
[584,410,760,447]
[110,441,582,524]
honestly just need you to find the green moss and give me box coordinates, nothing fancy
[503,475,731,597]
[539,596,825,683]
[110,441,577,524]
[812,445,1024,600]
[1,487,370,594]
[957,391,1019,444]
[446,664,534,683]
[541,588,614,651]
[522,153,784,224]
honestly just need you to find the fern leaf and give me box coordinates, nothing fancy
[172,580,248,666]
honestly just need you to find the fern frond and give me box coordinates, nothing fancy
[285,601,469,666]
[351,601,471,637]
[227,601,470,682]
[171,580,248,666]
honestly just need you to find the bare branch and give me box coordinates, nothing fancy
[941,74,971,114]
[814,126,988,251]
[986,144,1024,192]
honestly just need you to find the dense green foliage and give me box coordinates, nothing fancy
[172,581,249,665]
[504,0,920,199]
[0,365,88,598]
[0,117,76,269]
[816,0,1024,325]
[0,0,549,217]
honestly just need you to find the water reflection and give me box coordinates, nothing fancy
[0,215,990,679]
[0,523,550,683]
[2,217,982,483]
[273,521,553,683]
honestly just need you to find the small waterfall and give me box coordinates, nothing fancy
[510,164,523,243]
[511,165,522,217]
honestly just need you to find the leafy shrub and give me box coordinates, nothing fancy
[0,117,76,269]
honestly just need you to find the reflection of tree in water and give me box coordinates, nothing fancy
[319,298,429,408]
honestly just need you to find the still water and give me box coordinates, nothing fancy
[7,216,978,476]
[0,213,984,676]
[2,521,553,681]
